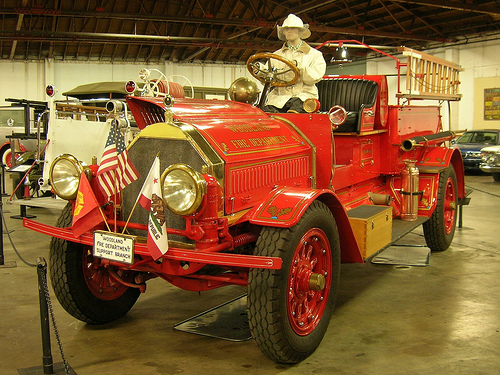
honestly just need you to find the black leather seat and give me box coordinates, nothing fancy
[317,78,378,132]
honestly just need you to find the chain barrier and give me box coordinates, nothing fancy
[37,258,71,375]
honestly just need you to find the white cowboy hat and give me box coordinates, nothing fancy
[277,14,311,41]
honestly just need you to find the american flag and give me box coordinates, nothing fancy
[96,122,139,199]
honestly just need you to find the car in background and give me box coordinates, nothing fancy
[480,144,500,181]
[454,129,500,170]
[0,101,47,168]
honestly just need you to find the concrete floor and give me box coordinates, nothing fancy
[0,173,499,375]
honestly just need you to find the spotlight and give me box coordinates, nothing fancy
[330,45,352,64]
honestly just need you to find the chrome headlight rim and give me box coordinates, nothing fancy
[49,154,85,200]
[328,105,347,127]
[160,164,206,216]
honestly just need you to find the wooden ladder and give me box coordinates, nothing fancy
[396,46,463,101]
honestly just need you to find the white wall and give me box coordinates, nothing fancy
[2,38,500,131]
[366,39,500,131]
[0,60,251,104]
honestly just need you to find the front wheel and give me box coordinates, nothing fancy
[248,201,340,363]
[492,173,500,182]
[49,203,140,324]
[423,166,458,251]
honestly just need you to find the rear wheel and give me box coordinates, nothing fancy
[492,173,500,182]
[423,166,458,251]
[248,201,340,363]
[49,203,140,324]
[0,146,16,168]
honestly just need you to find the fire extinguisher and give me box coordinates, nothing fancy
[400,160,420,221]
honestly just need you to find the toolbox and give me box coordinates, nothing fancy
[347,205,393,259]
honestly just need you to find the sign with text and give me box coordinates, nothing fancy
[93,231,134,264]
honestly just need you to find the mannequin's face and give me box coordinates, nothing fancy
[282,27,301,45]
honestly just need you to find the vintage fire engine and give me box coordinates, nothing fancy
[24,43,467,363]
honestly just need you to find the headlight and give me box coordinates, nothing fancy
[49,154,86,200]
[161,164,206,215]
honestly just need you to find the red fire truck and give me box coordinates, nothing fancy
[24,44,467,363]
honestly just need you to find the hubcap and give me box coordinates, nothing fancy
[287,229,332,336]
[82,247,132,300]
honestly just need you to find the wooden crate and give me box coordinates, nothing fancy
[347,205,392,259]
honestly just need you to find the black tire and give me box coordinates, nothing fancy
[248,201,340,363]
[49,203,140,324]
[0,145,10,167]
[492,173,500,182]
[423,166,458,251]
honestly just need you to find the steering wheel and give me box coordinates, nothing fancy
[247,53,300,88]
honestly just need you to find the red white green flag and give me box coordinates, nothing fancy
[137,156,168,260]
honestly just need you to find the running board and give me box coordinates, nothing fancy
[391,216,429,244]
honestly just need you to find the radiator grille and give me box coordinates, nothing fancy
[122,137,206,240]
[231,156,309,195]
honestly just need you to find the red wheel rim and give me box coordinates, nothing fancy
[287,228,332,336]
[443,177,456,235]
[82,247,131,301]
[3,149,13,168]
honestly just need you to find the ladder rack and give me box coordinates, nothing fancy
[396,47,463,101]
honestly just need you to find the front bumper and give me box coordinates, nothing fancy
[23,218,282,270]
[480,164,500,174]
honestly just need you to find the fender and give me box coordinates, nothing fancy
[417,147,466,198]
[0,141,27,151]
[246,186,364,263]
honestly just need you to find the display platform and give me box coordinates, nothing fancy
[18,362,77,375]
[174,294,251,342]
[371,245,430,266]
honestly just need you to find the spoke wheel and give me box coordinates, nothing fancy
[443,176,456,235]
[50,203,140,324]
[248,201,340,363]
[82,247,131,301]
[0,147,20,168]
[423,166,458,251]
[287,229,331,336]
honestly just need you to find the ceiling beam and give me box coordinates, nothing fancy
[388,0,500,17]
[0,7,277,28]
[0,6,455,43]
[9,0,29,59]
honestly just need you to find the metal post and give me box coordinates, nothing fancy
[1,163,7,196]
[0,174,3,266]
[0,172,16,269]
[36,258,54,375]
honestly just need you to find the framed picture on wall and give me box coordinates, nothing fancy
[484,88,500,120]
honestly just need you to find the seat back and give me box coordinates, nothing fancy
[317,78,378,112]
[317,78,378,132]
